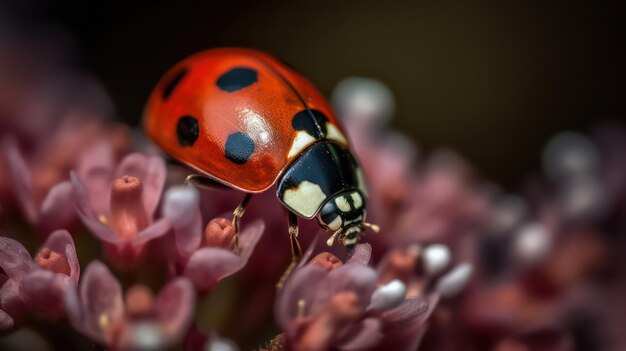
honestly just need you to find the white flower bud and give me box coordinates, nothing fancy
[423,244,451,276]
[367,279,406,312]
[436,263,472,298]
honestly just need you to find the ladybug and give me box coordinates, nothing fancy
[144,48,378,277]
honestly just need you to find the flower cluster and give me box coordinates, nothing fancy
[1,22,626,351]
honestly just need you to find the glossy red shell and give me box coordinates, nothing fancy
[143,48,347,193]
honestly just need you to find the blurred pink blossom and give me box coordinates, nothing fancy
[64,260,195,350]
[276,244,436,351]
[161,185,265,294]
[0,117,130,232]
[71,145,169,269]
[0,230,79,330]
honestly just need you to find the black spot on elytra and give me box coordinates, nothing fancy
[291,109,329,139]
[162,68,188,99]
[176,116,199,147]
[225,132,255,164]
[216,67,258,92]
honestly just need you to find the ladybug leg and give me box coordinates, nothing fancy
[276,211,302,289]
[231,193,253,253]
[185,174,231,190]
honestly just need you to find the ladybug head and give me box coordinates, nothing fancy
[317,190,378,250]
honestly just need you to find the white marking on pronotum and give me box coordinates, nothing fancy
[327,215,342,231]
[335,196,351,212]
[283,181,327,218]
[325,122,348,145]
[350,192,363,208]
[288,131,316,158]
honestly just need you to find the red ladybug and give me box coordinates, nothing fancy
[144,48,378,280]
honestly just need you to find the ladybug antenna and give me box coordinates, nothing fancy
[362,222,380,233]
[326,228,343,247]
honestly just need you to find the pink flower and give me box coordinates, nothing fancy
[71,144,169,269]
[0,230,79,330]
[64,260,195,350]
[161,186,265,294]
[0,115,130,233]
[1,137,76,233]
[276,244,436,351]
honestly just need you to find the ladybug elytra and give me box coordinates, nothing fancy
[143,48,378,283]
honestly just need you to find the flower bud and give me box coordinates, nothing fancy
[35,248,70,276]
[204,218,235,248]
[110,175,148,239]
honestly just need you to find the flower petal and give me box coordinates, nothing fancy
[41,230,80,282]
[70,171,95,218]
[2,137,37,223]
[312,264,377,313]
[336,318,383,350]
[76,141,115,180]
[115,153,148,180]
[115,153,166,219]
[379,296,432,331]
[291,292,361,350]
[71,172,120,244]
[0,237,37,277]
[63,280,83,331]
[76,142,114,217]
[183,222,263,291]
[154,278,195,344]
[297,233,321,269]
[80,261,125,344]
[162,186,203,256]
[300,232,371,268]
[0,309,14,331]
[346,243,372,265]
[238,220,265,258]
[19,270,67,319]
[131,218,171,246]
[142,156,166,219]
[77,209,121,244]
[275,265,328,329]
[0,278,24,321]
[184,249,241,294]
[39,181,76,231]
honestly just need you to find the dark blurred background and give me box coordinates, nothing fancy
[3,0,625,188]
